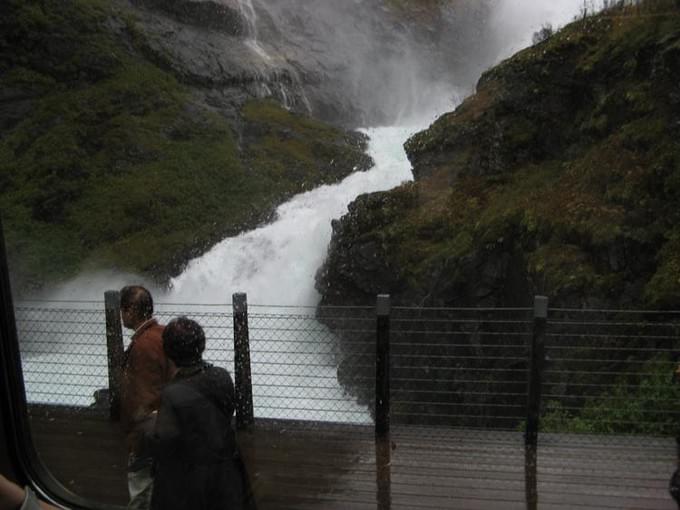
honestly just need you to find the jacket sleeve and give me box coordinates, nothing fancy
[149,387,181,460]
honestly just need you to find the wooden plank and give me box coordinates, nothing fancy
[28,405,127,505]
[27,406,678,509]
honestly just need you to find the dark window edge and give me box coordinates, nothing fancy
[0,216,124,510]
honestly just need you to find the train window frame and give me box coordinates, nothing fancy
[0,217,121,510]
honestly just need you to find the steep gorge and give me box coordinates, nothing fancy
[317,0,680,311]
[314,0,680,426]
[0,0,496,294]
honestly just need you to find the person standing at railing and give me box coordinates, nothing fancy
[119,286,170,510]
[147,317,254,510]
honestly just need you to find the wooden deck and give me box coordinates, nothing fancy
[28,405,678,509]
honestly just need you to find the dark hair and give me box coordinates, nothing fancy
[120,285,153,319]
[162,316,206,366]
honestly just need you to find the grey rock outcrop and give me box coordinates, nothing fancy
[114,0,499,128]
[131,0,246,33]
[114,0,312,124]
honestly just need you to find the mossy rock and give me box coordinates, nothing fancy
[0,0,372,293]
[320,0,680,310]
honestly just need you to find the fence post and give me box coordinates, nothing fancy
[375,294,391,437]
[233,292,254,430]
[104,290,124,421]
[525,442,538,510]
[376,436,392,510]
[526,295,548,447]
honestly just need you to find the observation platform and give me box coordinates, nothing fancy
[29,405,677,510]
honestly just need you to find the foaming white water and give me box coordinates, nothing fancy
[168,124,421,305]
[165,120,445,422]
[18,114,451,421]
[238,0,271,62]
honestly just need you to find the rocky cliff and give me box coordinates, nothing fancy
[0,0,497,293]
[111,0,496,127]
[318,0,680,311]
[242,0,496,126]
[316,0,680,426]
[0,0,370,292]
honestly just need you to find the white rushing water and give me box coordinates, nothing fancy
[164,120,444,422]
[17,0,598,417]
[19,117,449,422]
[169,124,422,305]
[237,0,272,62]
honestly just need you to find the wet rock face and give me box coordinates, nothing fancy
[119,0,498,128]
[316,188,531,309]
[131,0,245,33]
[316,192,408,306]
[318,4,680,311]
[116,0,312,120]
[254,0,497,126]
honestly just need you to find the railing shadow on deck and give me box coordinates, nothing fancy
[15,294,680,509]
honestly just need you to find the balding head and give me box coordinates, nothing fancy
[120,285,154,329]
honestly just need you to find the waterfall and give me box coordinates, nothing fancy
[17,117,450,416]
[281,65,312,113]
[237,0,271,62]
[278,83,290,110]
[167,124,428,305]
[237,0,312,113]
[164,112,452,422]
[16,0,595,417]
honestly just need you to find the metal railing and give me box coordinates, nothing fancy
[14,294,680,440]
[542,307,680,436]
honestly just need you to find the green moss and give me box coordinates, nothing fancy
[345,1,680,308]
[0,67,57,90]
[0,53,247,282]
[0,1,371,291]
[540,357,680,436]
[242,99,370,190]
[644,233,680,307]
[527,242,600,296]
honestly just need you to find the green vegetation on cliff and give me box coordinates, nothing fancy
[539,356,680,435]
[320,0,680,310]
[316,0,680,431]
[0,0,370,292]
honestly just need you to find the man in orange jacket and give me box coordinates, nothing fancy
[119,286,170,510]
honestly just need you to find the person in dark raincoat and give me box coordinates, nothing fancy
[148,317,254,510]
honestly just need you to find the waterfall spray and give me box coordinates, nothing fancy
[237,0,271,61]
[19,0,600,418]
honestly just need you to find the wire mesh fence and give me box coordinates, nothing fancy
[14,300,375,424]
[13,298,680,437]
[541,308,680,436]
[16,302,108,407]
[247,304,373,423]
[16,301,237,407]
[390,306,533,431]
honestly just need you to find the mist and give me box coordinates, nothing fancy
[251,0,611,125]
[22,0,613,304]
[22,270,164,305]
[249,0,497,125]
[489,0,608,61]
